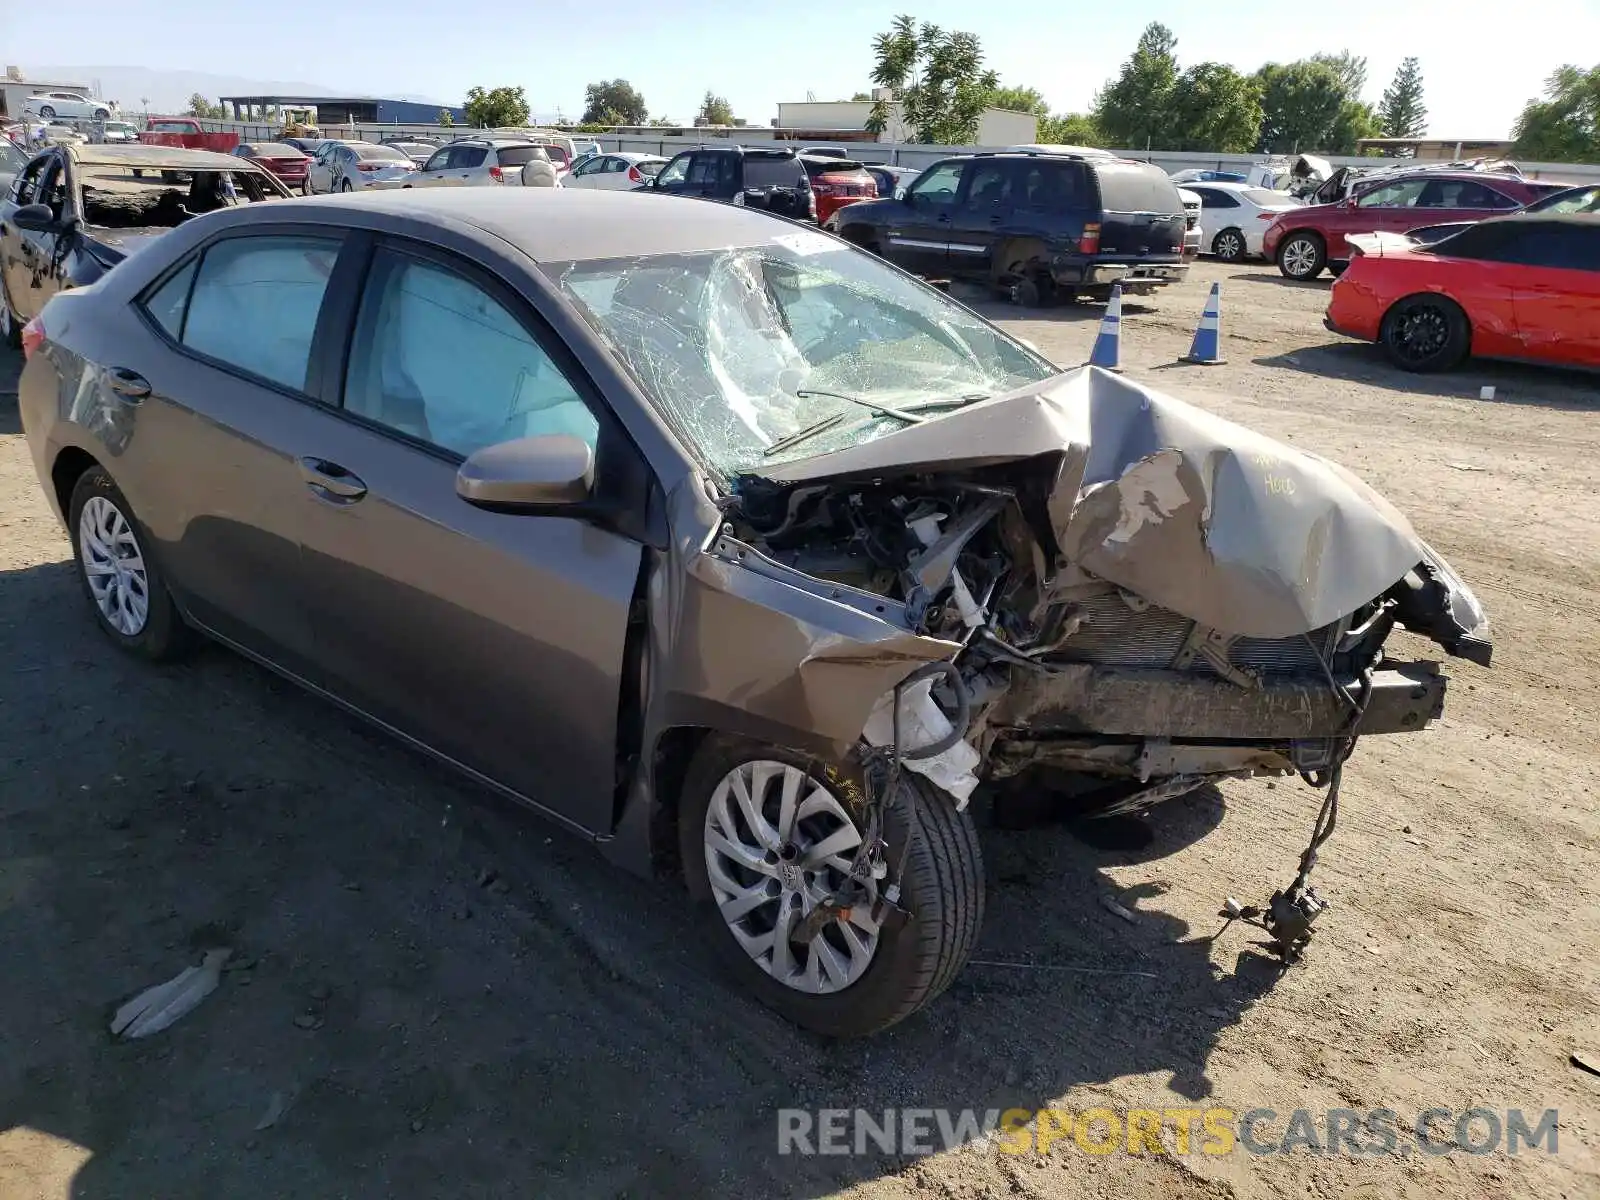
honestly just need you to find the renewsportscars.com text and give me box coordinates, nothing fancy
[776,1106,1560,1158]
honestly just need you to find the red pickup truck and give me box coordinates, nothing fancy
[139,118,240,153]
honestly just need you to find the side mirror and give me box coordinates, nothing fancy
[456,434,594,510]
[12,203,58,232]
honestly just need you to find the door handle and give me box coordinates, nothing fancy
[106,367,150,399]
[298,456,367,502]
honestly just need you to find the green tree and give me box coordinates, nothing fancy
[986,84,1050,117]
[696,92,735,125]
[1310,51,1368,100]
[1255,60,1347,152]
[1037,112,1104,145]
[1511,64,1600,161]
[1377,57,1427,143]
[437,109,455,127]
[869,14,999,144]
[1169,62,1262,151]
[464,86,530,128]
[1092,22,1180,149]
[1328,99,1381,153]
[581,79,649,126]
[185,93,224,119]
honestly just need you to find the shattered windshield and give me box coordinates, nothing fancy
[546,234,1056,472]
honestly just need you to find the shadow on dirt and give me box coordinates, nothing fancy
[0,557,1287,1199]
[1256,342,1600,410]
[1233,272,1330,290]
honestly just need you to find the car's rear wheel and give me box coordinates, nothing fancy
[67,469,190,660]
[301,176,312,196]
[1277,232,1326,280]
[339,179,354,193]
[679,735,984,1038]
[1212,228,1246,262]
[1380,295,1471,373]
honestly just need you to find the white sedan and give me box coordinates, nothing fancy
[305,142,416,194]
[23,91,112,121]
[563,152,667,191]
[1182,181,1303,261]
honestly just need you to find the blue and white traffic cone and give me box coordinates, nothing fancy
[1088,284,1123,372]
[1182,282,1226,365]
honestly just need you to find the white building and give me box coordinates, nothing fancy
[773,100,1036,147]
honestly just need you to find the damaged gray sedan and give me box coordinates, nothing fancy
[18,189,1490,1037]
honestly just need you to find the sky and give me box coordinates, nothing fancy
[6,0,1600,138]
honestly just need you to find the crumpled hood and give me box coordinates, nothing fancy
[757,366,1430,639]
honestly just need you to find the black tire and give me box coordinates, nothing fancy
[679,734,984,1038]
[93,108,109,121]
[1380,294,1471,373]
[1011,276,1041,307]
[38,105,55,120]
[1327,261,1348,278]
[1212,227,1247,262]
[339,179,354,193]
[1276,231,1327,280]
[66,469,192,661]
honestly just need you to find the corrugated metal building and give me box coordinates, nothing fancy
[219,95,468,125]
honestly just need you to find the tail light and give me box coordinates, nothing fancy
[626,165,641,183]
[1078,222,1101,255]
[1259,212,1279,220]
[489,164,503,181]
[356,162,385,172]
[21,315,45,359]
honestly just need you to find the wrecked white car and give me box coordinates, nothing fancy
[22,192,1489,1038]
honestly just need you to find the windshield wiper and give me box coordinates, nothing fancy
[759,390,990,459]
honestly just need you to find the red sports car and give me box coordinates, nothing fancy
[1264,170,1572,280]
[1324,214,1600,372]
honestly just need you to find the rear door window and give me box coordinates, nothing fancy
[1501,224,1600,272]
[1419,180,1518,210]
[1192,187,1240,209]
[1356,179,1427,208]
[179,235,342,391]
[496,146,549,168]
[1093,162,1182,214]
[452,146,488,169]
[744,157,804,188]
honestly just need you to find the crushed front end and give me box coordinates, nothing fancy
[727,367,1490,956]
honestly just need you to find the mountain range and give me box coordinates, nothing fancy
[19,65,454,113]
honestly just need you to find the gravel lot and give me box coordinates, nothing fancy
[2,260,1597,1200]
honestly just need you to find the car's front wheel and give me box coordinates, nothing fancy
[67,469,191,660]
[1277,232,1327,280]
[93,108,109,120]
[680,735,984,1037]
[0,279,21,349]
[1380,294,1471,372]
[38,105,55,120]
[1212,228,1247,262]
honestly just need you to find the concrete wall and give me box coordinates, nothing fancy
[771,101,1037,147]
[185,116,1600,186]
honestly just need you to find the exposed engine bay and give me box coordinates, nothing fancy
[713,368,1493,960]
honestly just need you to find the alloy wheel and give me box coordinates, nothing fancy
[1392,305,1449,364]
[1281,238,1318,277]
[1215,231,1244,260]
[703,760,880,994]
[78,495,150,636]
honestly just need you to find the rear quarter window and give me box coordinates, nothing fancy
[1092,162,1183,215]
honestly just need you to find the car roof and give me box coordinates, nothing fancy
[65,143,260,171]
[225,188,836,261]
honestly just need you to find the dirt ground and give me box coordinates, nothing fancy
[2,260,1598,1200]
